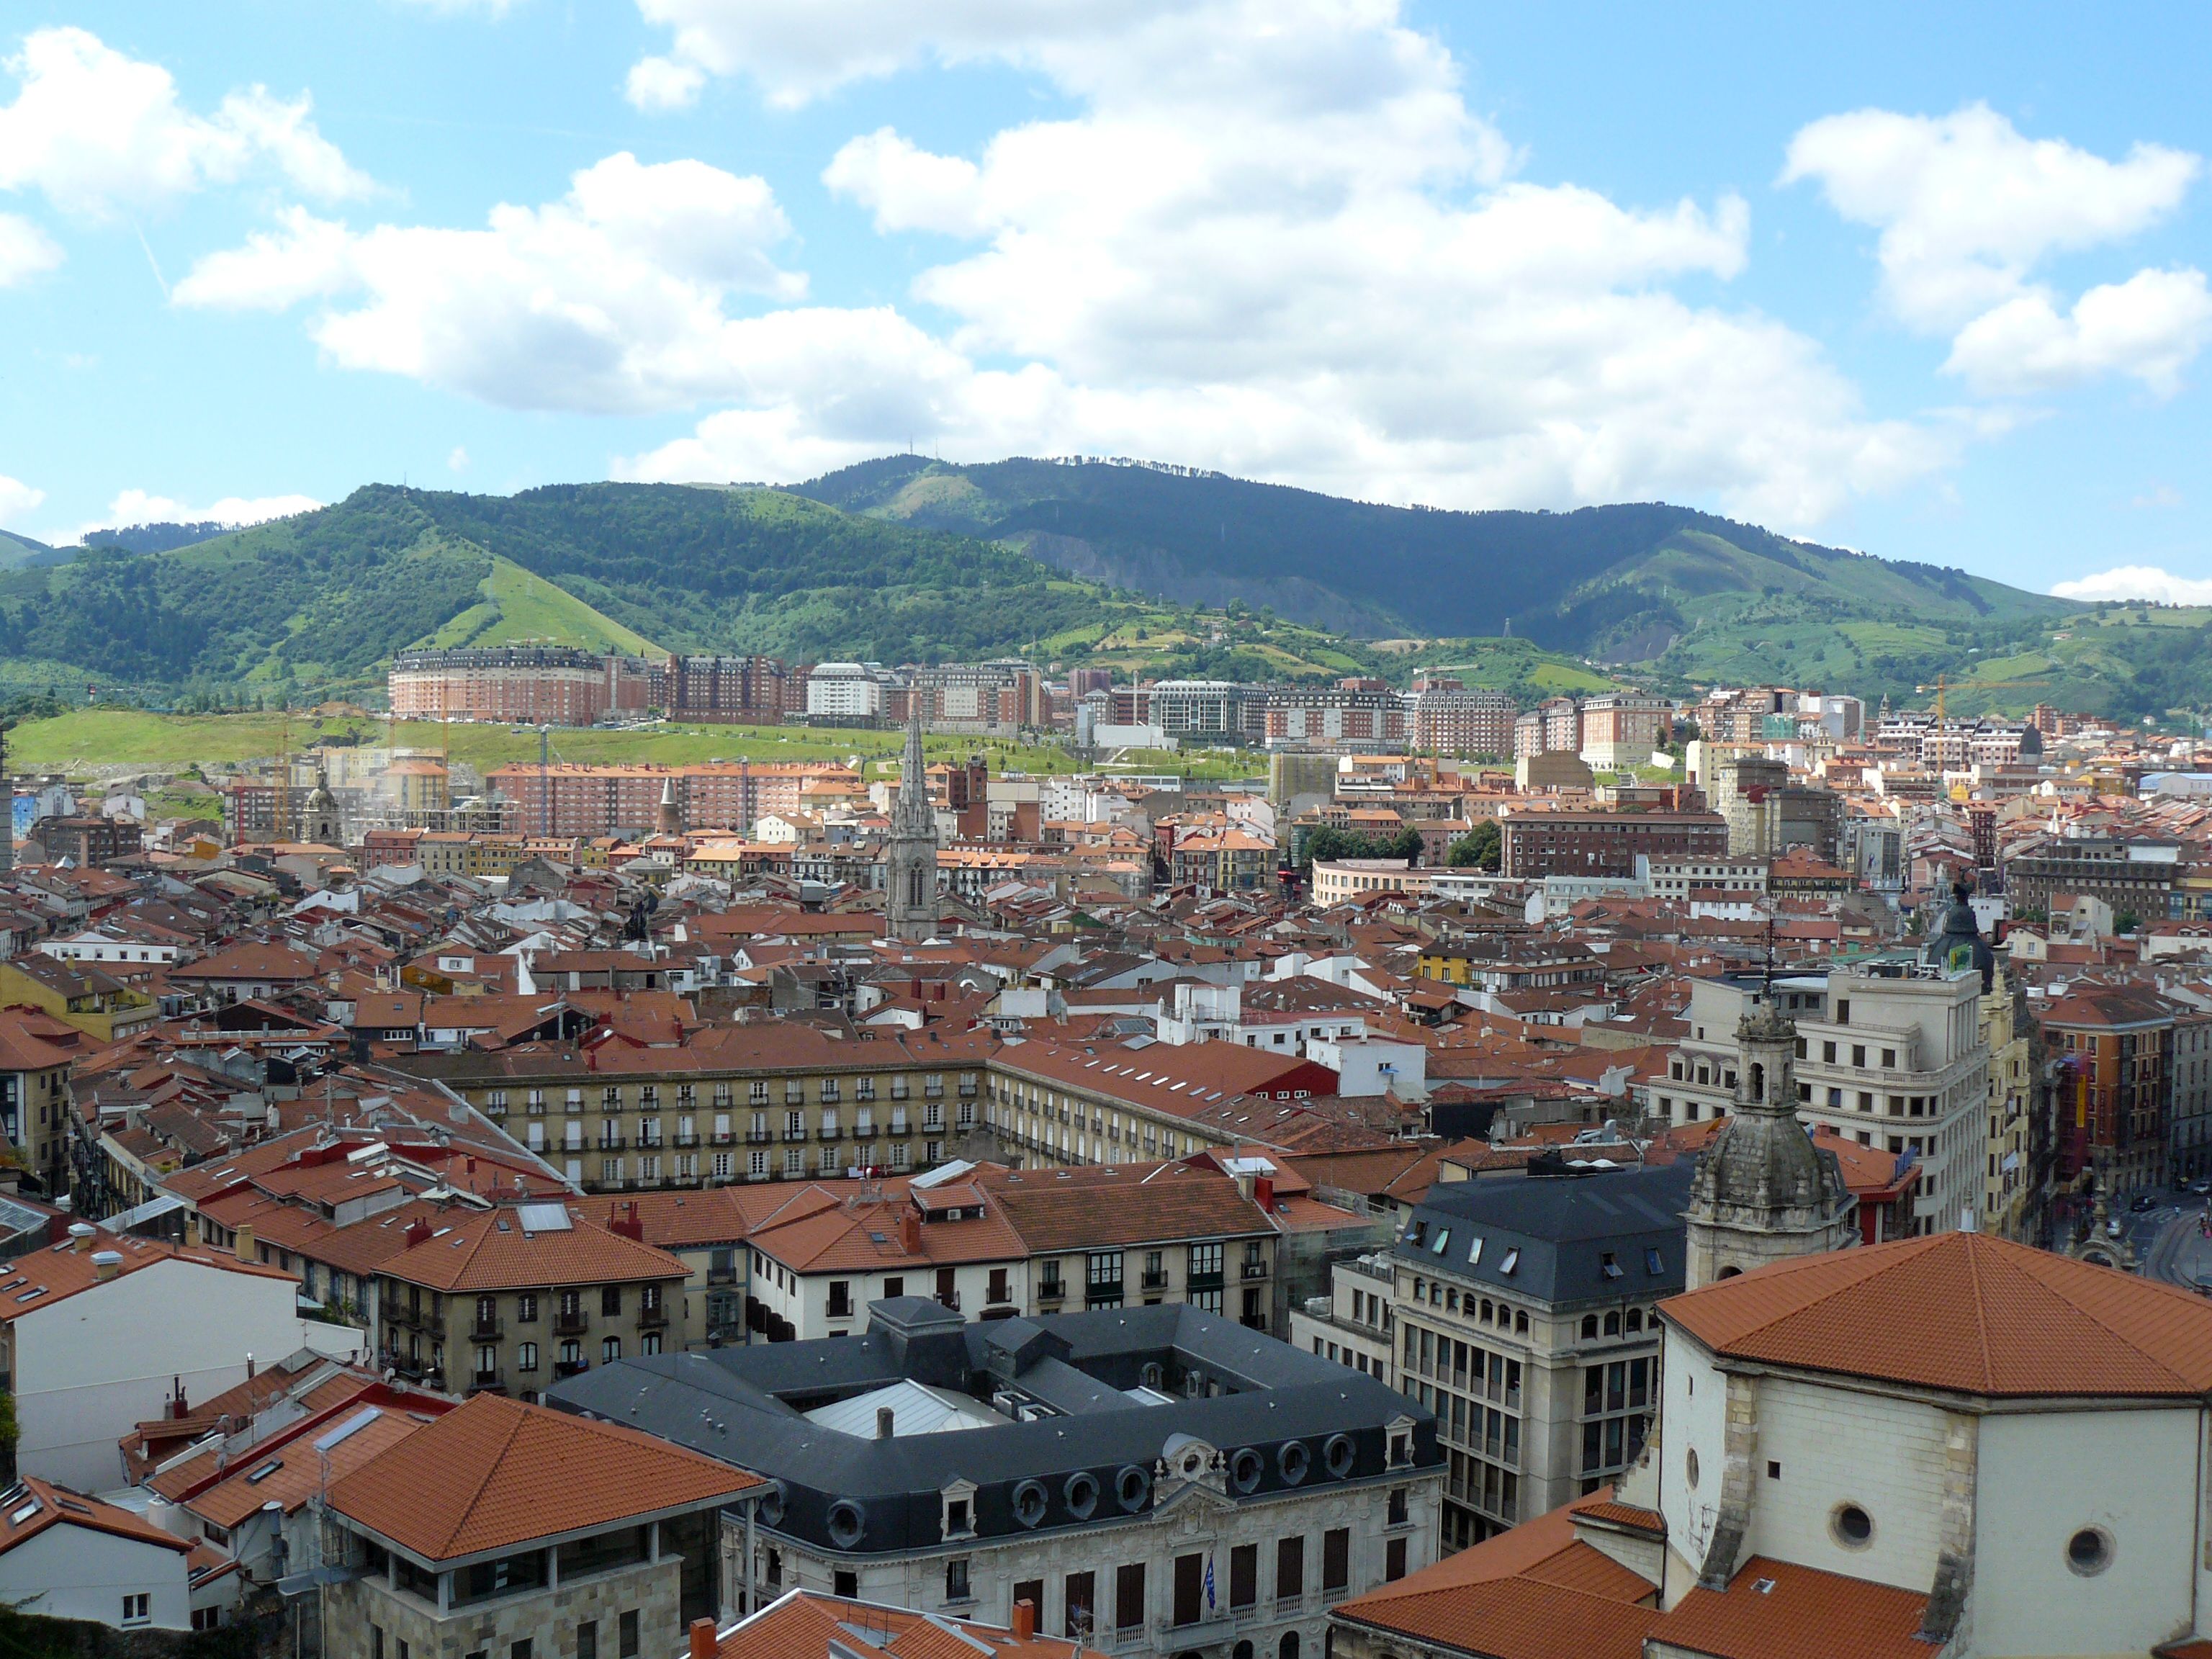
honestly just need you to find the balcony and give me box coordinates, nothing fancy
[1187,1271,1225,1293]
[638,1136,664,1151]
[469,1370,503,1393]
[744,1129,773,1145]
[817,1126,843,1142]
[469,1318,503,1341]
[674,1133,701,1148]
[936,1291,961,1313]
[1140,1271,1171,1291]
[1241,1261,1269,1281]
[597,1134,627,1152]
[1035,1282,1066,1305]
[783,1128,809,1143]
[552,1358,589,1380]
[1085,1282,1124,1306]
[637,1303,669,1329]
[553,1309,590,1336]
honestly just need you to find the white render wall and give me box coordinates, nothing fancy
[1654,1333,1727,1595]
[16,1256,305,1491]
[0,1524,191,1629]
[1974,1405,2200,1659]
[1744,1375,1946,1593]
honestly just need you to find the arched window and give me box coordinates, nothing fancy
[1279,1635,1300,1659]
[1581,1315,1598,1339]
[1717,1265,1743,1280]
[1749,1063,1765,1101]
[1625,1309,1642,1333]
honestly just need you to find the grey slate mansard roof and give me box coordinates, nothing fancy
[546,1298,1438,1555]
[1395,1162,1694,1310]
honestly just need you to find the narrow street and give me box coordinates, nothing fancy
[2138,1197,2212,1290]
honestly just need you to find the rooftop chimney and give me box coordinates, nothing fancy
[876,1406,895,1440]
[234,1223,257,1263]
[899,1208,921,1255]
[1011,1599,1036,1642]
[403,1218,432,1248]
[67,1223,95,1253]
[91,1250,122,1282]
[687,1618,716,1659]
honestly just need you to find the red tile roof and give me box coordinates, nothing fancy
[1663,1230,2212,1398]
[1331,1491,1658,1659]
[1647,1556,1929,1659]
[379,1205,687,1293]
[0,1475,192,1559]
[0,1229,295,1322]
[325,1394,760,1562]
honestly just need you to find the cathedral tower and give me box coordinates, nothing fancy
[885,698,940,943]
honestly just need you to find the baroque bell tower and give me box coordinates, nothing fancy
[1683,994,1856,1290]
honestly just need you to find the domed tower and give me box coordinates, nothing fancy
[300,763,343,848]
[1924,879,1995,992]
[1684,997,1856,1290]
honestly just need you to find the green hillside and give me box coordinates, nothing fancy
[7,460,2211,724]
[417,555,661,655]
[790,456,2062,651]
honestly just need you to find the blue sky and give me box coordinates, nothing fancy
[0,1,2207,603]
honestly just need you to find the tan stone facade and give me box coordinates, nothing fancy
[324,1556,680,1659]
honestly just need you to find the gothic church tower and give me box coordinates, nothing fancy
[885,697,940,943]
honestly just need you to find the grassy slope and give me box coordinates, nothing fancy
[418,556,661,655]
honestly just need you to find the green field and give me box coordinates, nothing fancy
[2,709,1267,784]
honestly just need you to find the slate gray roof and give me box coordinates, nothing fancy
[1393,1162,1692,1308]
[547,1298,1437,1554]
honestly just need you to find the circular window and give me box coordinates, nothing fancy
[1830,1504,1874,1549]
[1323,1434,1357,1480]
[1230,1448,1264,1493]
[1116,1465,1151,1513]
[1012,1480,1048,1528]
[1182,1450,1205,1477]
[1064,1472,1100,1520]
[1684,1449,1699,1490]
[1278,1440,1311,1485]
[2067,1527,2113,1575]
[826,1499,866,1549]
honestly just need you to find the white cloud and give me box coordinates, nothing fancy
[448,446,470,472]
[1785,102,2207,396]
[1946,267,2212,397]
[174,153,802,414]
[625,56,706,112]
[626,0,1190,109]
[2052,565,2212,606]
[76,488,321,539]
[0,475,45,528]
[0,26,373,218]
[199,0,1952,529]
[0,211,60,283]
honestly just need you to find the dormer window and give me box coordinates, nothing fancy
[1499,1248,1520,1275]
[940,1480,978,1540]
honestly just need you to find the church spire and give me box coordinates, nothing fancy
[886,691,940,942]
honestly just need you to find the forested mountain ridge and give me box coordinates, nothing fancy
[3,464,2209,722]
[788,454,2061,655]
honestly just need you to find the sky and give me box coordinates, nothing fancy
[0,1,2208,602]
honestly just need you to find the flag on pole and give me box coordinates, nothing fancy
[1204,1549,1216,1611]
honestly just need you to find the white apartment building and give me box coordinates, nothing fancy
[1650,963,1990,1235]
[805,662,887,721]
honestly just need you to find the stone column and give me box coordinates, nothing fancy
[1696,1372,1759,1591]
[1917,1411,1979,1642]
